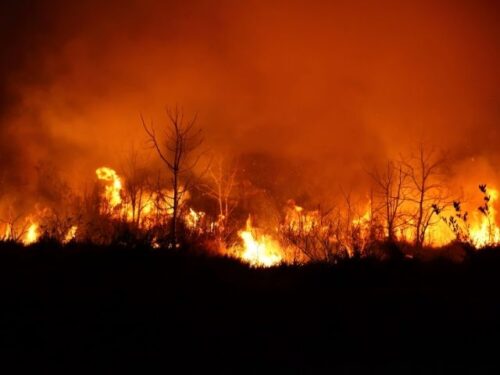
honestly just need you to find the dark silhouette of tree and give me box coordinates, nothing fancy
[34,162,81,242]
[142,107,203,246]
[280,203,340,263]
[119,147,151,228]
[402,144,450,248]
[0,208,30,242]
[368,160,409,242]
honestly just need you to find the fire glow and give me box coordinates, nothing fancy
[470,188,500,248]
[1,162,499,266]
[96,167,123,208]
[0,1,498,269]
[237,217,283,267]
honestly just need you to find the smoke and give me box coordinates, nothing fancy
[1,0,499,207]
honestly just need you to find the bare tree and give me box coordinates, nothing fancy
[402,144,450,248]
[280,204,341,263]
[335,187,372,257]
[0,207,30,243]
[142,107,203,246]
[120,148,151,227]
[368,160,409,242]
[199,156,239,237]
[80,182,113,244]
[34,162,81,242]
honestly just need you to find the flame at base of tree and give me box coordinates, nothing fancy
[95,166,193,229]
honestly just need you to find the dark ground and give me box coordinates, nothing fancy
[0,241,499,373]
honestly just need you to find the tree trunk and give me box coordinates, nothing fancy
[172,169,178,246]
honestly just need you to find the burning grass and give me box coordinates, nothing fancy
[1,155,500,265]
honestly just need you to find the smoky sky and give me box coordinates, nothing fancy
[1,0,499,202]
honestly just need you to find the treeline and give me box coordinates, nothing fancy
[0,108,498,263]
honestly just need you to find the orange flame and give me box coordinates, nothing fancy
[63,225,78,244]
[284,200,319,233]
[185,208,203,229]
[237,217,283,267]
[23,223,39,245]
[96,167,123,208]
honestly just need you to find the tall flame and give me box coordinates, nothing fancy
[96,167,123,208]
[238,217,283,267]
[24,223,39,245]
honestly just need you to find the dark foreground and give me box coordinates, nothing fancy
[1,242,500,373]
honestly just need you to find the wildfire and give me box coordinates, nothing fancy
[284,200,319,233]
[352,205,371,226]
[94,166,205,233]
[3,161,500,261]
[426,219,456,247]
[96,167,123,208]
[24,223,39,245]
[185,208,204,229]
[63,225,78,244]
[470,188,500,248]
[237,217,283,267]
